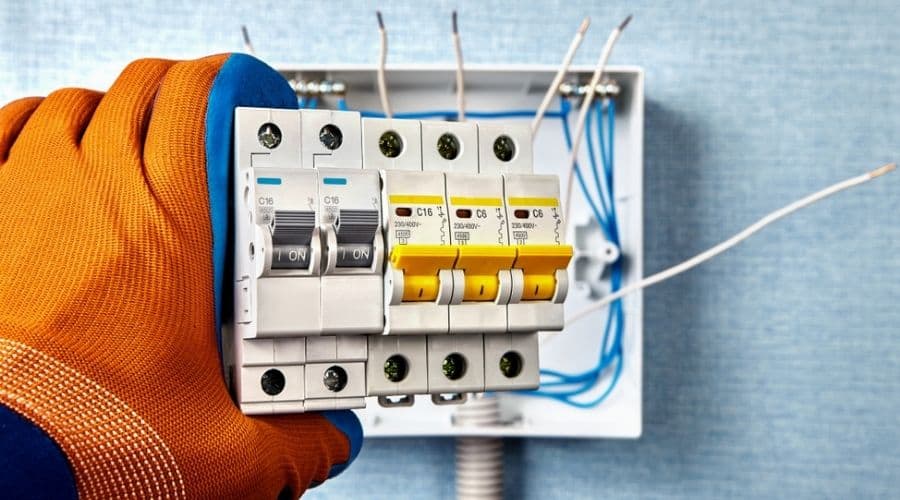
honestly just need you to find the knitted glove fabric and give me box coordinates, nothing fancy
[0,54,361,499]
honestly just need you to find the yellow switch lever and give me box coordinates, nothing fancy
[513,245,573,301]
[390,245,458,301]
[455,245,518,301]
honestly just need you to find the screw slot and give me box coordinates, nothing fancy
[323,365,348,392]
[384,355,409,382]
[499,351,523,378]
[319,124,343,150]
[260,369,286,395]
[436,133,460,160]
[493,135,516,162]
[442,353,467,380]
[379,130,404,158]
[257,123,282,149]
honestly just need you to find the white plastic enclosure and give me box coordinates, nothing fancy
[271,64,644,439]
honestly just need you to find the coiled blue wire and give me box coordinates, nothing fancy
[525,97,625,408]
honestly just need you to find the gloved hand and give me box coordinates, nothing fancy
[0,54,361,499]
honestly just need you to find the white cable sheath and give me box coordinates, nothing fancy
[452,11,466,122]
[531,17,591,134]
[376,11,393,118]
[567,163,897,325]
[562,15,632,226]
[455,395,503,500]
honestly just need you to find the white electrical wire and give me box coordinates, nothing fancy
[452,11,466,122]
[562,14,632,226]
[531,17,591,134]
[240,25,256,56]
[567,163,897,325]
[376,11,393,118]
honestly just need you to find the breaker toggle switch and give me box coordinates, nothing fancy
[389,245,458,302]
[271,210,316,270]
[513,245,573,300]
[334,209,379,268]
[455,245,516,302]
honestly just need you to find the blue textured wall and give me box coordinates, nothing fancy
[2,1,898,498]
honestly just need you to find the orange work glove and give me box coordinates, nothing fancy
[0,54,361,499]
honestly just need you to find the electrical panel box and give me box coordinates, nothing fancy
[228,65,643,439]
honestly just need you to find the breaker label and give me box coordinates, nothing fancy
[447,203,507,245]
[336,244,374,267]
[387,194,449,246]
[506,200,563,245]
[272,244,311,268]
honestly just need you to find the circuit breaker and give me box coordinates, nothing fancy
[230,108,573,414]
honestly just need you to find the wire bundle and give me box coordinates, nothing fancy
[523,97,624,408]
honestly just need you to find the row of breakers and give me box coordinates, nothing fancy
[230,107,573,414]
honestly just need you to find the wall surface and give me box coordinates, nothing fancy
[2,1,898,498]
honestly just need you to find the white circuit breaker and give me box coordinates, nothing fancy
[230,108,573,414]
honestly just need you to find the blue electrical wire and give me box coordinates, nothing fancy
[526,97,625,408]
[336,98,349,111]
[358,108,566,121]
[558,100,614,241]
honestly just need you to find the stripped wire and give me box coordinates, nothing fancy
[532,17,590,134]
[562,14,632,227]
[241,25,256,56]
[376,11,393,118]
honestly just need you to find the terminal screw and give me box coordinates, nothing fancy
[442,353,467,380]
[499,351,523,378]
[437,133,460,160]
[379,130,404,158]
[260,369,286,395]
[493,135,516,162]
[323,365,348,392]
[384,355,409,382]
[257,123,282,149]
[319,124,343,150]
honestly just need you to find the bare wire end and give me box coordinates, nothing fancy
[578,16,591,34]
[376,11,385,30]
[618,14,633,31]
[241,25,251,45]
[452,11,459,34]
[869,162,897,179]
